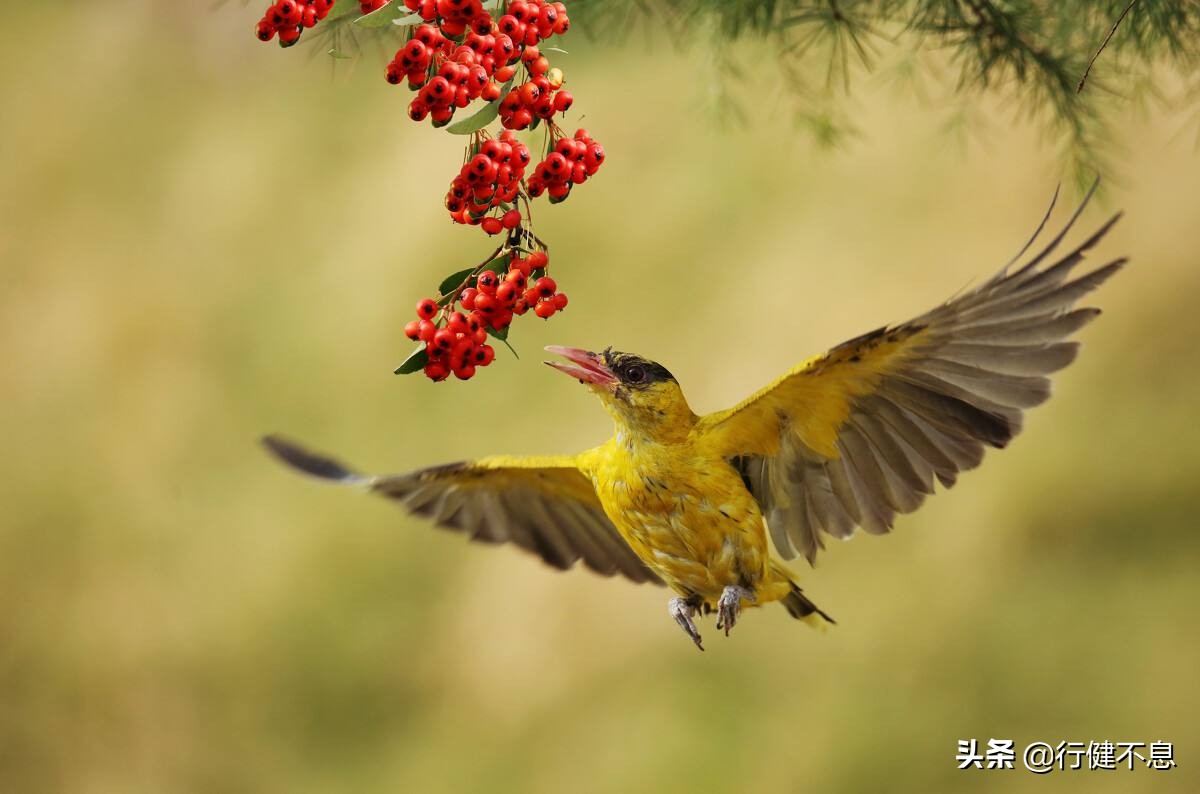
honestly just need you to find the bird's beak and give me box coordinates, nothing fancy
[544,346,618,389]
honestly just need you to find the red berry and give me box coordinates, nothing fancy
[526,251,549,270]
[404,320,422,340]
[474,293,498,314]
[476,270,499,293]
[534,300,557,319]
[501,208,521,229]
[475,344,496,366]
[553,90,573,112]
[408,100,430,122]
[454,364,477,380]
[552,292,568,309]
[433,328,455,350]
[518,81,541,105]
[417,298,438,319]
[481,216,503,235]
[424,362,449,381]
[544,152,568,175]
[534,276,557,298]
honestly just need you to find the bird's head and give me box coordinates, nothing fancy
[545,346,695,443]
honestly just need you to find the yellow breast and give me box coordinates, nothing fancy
[582,438,769,599]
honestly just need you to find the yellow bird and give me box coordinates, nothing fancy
[264,189,1124,650]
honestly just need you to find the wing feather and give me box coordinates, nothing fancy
[262,437,661,585]
[702,187,1123,563]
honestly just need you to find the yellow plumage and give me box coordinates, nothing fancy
[264,188,1123,649]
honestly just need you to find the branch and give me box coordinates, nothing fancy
[1077,0,1139,93]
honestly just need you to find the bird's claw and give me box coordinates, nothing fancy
[668,596,704,651]
[715,585,755,637]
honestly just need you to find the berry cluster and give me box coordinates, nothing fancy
[526,128,605,202]
[403,250,565,380]
[389,24,519,126]
[445,131,532,232]
[401,0,495,38]
[497,50,573,130]
[255,0,336,47]
[253,0,605,384]
[388,1,573,130]
[497,1,571,47]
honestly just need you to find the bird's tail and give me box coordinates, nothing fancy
[779,579,836,630]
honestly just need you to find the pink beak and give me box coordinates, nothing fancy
[544,346,618,388]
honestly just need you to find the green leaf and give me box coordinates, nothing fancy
[391,11,425,27]
[445,75,515,135]
[394,346,429,375]
[487,326,519,358]
[438,267,476,295]
[354,1,406,28]
[447,98,502,135]
[327,48,353,60]
[483,254,509,272]
[326,1,365,21]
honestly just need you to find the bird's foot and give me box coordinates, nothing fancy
[668,596,704,651]
[715,585,756,636]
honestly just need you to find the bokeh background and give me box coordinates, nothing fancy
[3,3,1199,792]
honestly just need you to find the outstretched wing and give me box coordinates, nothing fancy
[695,186,1125,563]
[263,436,661,584]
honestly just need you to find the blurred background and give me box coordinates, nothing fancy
[2,2,1198,792]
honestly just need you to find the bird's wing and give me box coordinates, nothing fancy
[694,186,1125,563]
[262,436,661,585]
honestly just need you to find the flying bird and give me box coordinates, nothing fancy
[264,188,1124,650]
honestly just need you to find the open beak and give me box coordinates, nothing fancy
[544,346,618,389]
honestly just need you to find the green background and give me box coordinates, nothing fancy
[2,3,1197,792]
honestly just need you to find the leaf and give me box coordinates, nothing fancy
[391,11,425,27]
[326,1,365,21]
[354,1,406,28]
[438,267,476,296]
[445,75,516,135]
[488,326,519,358]
[394,346,429,375]
[483,254,509,272]
[327,48,354,60]
[542,47,569,54]
[446,99,503,135]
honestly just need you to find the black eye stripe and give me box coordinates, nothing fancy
[603,349,675,386]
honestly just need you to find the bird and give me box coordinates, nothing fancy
[263,186,1124,650]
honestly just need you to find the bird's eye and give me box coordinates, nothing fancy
[625,365,645,384]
